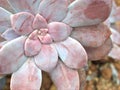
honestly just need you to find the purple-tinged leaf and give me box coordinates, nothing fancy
[38,0,68,22]
[7,0,42,14]
[34,44,58,72]
[63,0,112,27]
[11,58,42,90]
[110,27,120,45]
[108,44,120,60]
[0,7,12,33]
[0,36,27,74]
[71,23,111,47]
[84,38,113,60]
[49,61,80,90]
[48,22,72,42]
[11,12,34,35]
[24,30,41,56]
[32,14,47,29]
[1,28,20,40]
[54,37,88,69]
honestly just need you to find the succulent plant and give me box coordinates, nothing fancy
[0,0,112,90]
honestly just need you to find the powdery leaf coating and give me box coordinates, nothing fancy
[109,1,120,23]
[84,38,113,60]
[48,22,72,42]
[11,12,34,35]
[34,44,58,72]
[0,7,12,33]
[110,27,120,45]
[38,0,68,22]
[0,36,27,74]
[7,0,42,14]
[54,37,88,69]
[32,14,48,29]
[108,44,120,60]
[10,58,42,90]
[63,0,112,27]
[1,28,20,40]
[0,0,14,13]
[49,61,80,90]
[24,30,41,56]
[71,23,111,47]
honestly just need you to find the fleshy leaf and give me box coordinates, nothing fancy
[1,28,20,40]
[84,38,113,60]
[54,37,88,69]
[0,0,14,13]
[71,24,111,47]
[38,0,68,22]
[24,30,41,56]
[0,36,27,74]
[49,61,80,90]
[108,44,120,60]
[11,12,34,35]
[110,28,120,45]
[32,14,47,29]
[0,7,12,33]
[108,1,120,23]
[11,58,42,90]
[7,0,42,14]
[34,44,58,72]
[63,0,112,27]
[48,22,72,42]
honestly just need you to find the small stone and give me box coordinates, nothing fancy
[101,65,112,80]
[113,61,120,71]
[50,84,57,90]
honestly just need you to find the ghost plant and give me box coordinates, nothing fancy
[0,0,112,90]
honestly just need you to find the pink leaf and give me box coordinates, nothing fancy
[11,12,34,35]
[84,38,113,60]
[48,22,72,42]
[108,44,120,60]
[24,30,41,56]
[11,58,42,90]
[54,37,88,69]
[32,14,47,29]
[0,0,14,13]
[38,0,68,22]
[110,28,120,46]
[49,61,80,90]
[1,28,20,40]
[34,44,58,72]
[7,0,42,14]
[0,36,27,74]
[63,0,112,27]
[0,7,12,33]
[71,23,111,47]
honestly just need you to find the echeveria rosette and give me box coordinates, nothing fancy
[0,0,112,90]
